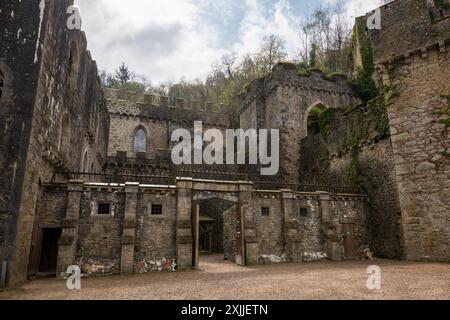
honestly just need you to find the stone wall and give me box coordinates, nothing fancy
[0,0,109,286]
[366,0,450,64]
[379,48,450,261]
[240,63,361,183]
[299,109,404,259]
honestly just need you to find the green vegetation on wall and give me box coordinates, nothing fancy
[351,18,378,102]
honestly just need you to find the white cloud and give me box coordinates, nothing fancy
[75,0,386,85]
[232,0,301,58]
[76,0,227,84]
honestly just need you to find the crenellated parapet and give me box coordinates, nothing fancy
[239,63,360,113]
[105,89,230,127]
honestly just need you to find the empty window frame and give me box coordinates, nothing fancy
[151,204,163,215]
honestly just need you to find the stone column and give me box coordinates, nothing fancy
[318,191,341,261]
[281,190,302,262]
[240,182,258,265]
[176,178,193,270]
[56,180,83,278]
[120,182,139,274]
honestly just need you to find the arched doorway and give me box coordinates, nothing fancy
[306,102,328,136]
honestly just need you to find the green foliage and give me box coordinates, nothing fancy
[111,81,145,94]
[240,82,250,96]
[434,94,450,127]
[367,96,391,138]
[346,156,361,187]
[115,62,133,85]
[435,0,450,9]
[307,107,323,135]
[351,67,378,102]
[318,108,338,139]
[323,72,348,82]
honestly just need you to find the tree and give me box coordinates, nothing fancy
[254,34,288,78]
[115,62,133,84]
[298,1,352,73]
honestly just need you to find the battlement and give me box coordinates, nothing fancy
[364,0,450,64]
[105,88,228,114]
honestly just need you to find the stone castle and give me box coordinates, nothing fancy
[0,0,448,287]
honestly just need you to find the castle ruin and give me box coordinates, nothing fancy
[0,0,449,287]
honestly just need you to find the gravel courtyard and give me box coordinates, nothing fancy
[1,255,449,300]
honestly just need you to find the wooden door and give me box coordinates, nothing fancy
[192,203,200,269]
[342,224,356,259]
[235,203,246,266]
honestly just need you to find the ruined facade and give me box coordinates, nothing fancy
[0,0,449,288]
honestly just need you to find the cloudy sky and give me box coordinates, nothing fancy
[75,0,384,84]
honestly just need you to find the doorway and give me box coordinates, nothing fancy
[192,196,241,269]
[38,228,62,275]
[342,224,356,259]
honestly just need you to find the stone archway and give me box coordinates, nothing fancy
[304,100,329,137]
[175,178,257,270]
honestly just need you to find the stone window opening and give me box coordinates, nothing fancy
[81,150,88,172]
[0,70,4,99]
[261,207,270,216]
[134,127,147,153]
[67,42,79,93]
[151,204,163,215]
[97,203,111,215]
[299,208,309,217]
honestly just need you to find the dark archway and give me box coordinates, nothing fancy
[306,102,328,136]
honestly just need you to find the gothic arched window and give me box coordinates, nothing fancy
[134,128,147,153]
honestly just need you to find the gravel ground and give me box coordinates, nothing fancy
[1,255,449,300]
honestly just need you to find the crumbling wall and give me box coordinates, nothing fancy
[240,63,361,184]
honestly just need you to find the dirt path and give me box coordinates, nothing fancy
[1,255,449,300]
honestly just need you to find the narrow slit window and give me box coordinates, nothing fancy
[0,72,4,99]
[261,207,270,216]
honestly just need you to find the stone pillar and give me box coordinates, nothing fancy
[239,182,258,265]
[318,191,341,261]
[281,190,302,262]
[56,180,83,278]
[176,178,193,270]
[120,182,139,274]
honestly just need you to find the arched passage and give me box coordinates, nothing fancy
[305,101,329,136]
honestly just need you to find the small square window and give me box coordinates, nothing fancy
[261,207,270,216]
[299,208,308,217]
[151,204,163,215]
[98,203,111,215]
